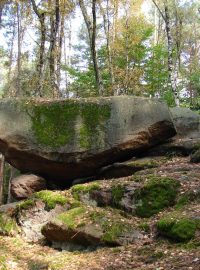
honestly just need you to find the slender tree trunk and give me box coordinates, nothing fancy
[99,0,115,93]
[91,0,104,95]
[31,0,47,97]
[57,13,64,90]
[164,4,179,106]
[49,0,60,98]
[124,0,130,94]
[152,0,180,106]
[6,14,16,96]
[16,2,21,97]
[78,0,104,96]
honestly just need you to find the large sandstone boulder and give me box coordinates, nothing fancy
[0,97,176,185]
[11,174,47,200]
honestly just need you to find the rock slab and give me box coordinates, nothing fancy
[0,97,176,185]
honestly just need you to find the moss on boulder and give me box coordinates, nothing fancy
[72,183,100,200]
[157,217,198,242]
[42,206,143,247]
[34,190,68,210]
[135,176,180,218]
[0,97,176,183]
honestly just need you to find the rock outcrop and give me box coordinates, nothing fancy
[11,174,47,200]
[170,107,200,138]
[0,97,176,185]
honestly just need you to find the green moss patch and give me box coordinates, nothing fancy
[0,214,18,236]
[72,183,100,200]
[57,207,86,229]
[34,190,68,210]
[135,176,180,218]
[157,217,198,242]
[79,103,111,149]
[17,199,35,211]
[24,100,111,149]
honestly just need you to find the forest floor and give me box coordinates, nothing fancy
[0,156,200,270]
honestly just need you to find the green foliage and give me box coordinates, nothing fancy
[34,190,68,210]
[63,66,98,97]
[111,185,125,206]
[135,176,180,217]
[57,207,86,229]
[157,218,197,242]
[145,44,169,95]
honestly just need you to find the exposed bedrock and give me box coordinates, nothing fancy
[0,97,176,186]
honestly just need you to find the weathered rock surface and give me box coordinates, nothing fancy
[0,190,70,242]
[42,206,144,249]
[0,97,176,185]
[11,174,47,200]
[170,107,200,138]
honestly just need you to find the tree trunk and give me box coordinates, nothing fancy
[49,0,60,98]
[78,0,104,96]
[99,0,115,94]
[6,14,16,96]
[164,3,180,106]
[57,12,64,90]
[16,2,21,97]
[31,0,46,97]
[152,0,180,106]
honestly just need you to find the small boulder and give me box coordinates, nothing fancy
[42,206,144,249]
[11,174,47,200]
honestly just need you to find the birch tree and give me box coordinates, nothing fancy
[152,0,181,106]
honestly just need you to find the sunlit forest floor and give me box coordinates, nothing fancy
[0,233,199,270]
[0,156,200,270]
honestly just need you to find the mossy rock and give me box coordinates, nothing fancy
[135,176,180,218]
[34,190,68,210]
[71,183,100,201]
[0,214,18,236]
[157,217,198,242]
[42,206,141,246]
[17,199,36,211]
